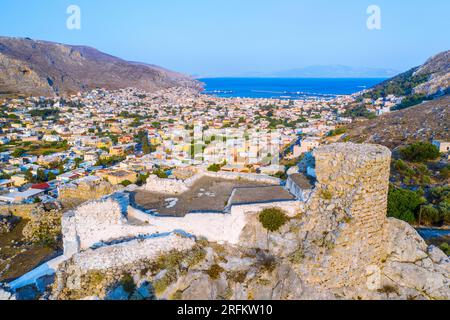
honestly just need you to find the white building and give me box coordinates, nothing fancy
[42,135,62,142]
[0,189,45,204]
[432,140,450,153]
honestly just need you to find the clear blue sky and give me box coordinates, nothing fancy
[0,0,448,76]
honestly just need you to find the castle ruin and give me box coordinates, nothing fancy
[6,143,450,300]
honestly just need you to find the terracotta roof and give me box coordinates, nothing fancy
[31,183,51,190]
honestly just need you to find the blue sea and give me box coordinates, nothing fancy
[199,78,385,100]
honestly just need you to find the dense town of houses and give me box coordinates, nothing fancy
[0,87,446,205]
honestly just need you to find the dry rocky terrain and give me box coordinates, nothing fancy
[343,95,449,149]
[0,36,201,97]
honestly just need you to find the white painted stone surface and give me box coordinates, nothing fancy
[69,234,195,271]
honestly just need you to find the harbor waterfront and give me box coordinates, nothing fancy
[200,78,386,100]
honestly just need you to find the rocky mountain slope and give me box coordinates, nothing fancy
[413,51,450,96]
[343,95,450,149]
[0,37,201,97]
[363,50,449,104]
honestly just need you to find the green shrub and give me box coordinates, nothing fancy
[430,186,450,203]
[378,285,399,295]
[320,190,333,200]
[227,271,247,283]
[206,264,224,280]
[184,247,207,267]
[153,168,169,179]
[327,127,347,137]
[393,159,408,171]
[155,250,185,270]
[419,205,440,225]
[120,273,136,294]
[440,166,450,179]
[258,208,288,232]
[136,173,150,186]
[399,142,440,162]
[387,185,425,224]
[207,164,221,172]
[120,180,132,187]
[273,171,287,180]
[170,290,183,300]
[153,269,177,295]
[440,243,450,256]
[259,255,277,273]
[290,249,305,264]
[437,201,450,224]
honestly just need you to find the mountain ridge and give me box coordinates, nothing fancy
[0,36,201,97]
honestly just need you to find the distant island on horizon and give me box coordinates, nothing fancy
[195,65,401,79]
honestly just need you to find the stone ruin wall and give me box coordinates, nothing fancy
[0,203,39,219]
[58,180,116,208]
[305,143,391,289]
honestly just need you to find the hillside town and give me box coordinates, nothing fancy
[0,87,340,205]
[0,86,447,206]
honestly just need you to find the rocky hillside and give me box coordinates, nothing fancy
[343,95,450,149]
[363,50,449,107]
[0,37,201,97]
[414,51,450,96]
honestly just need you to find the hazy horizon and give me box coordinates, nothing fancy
[1,0,449,77]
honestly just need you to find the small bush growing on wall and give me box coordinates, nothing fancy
[258,208,288,232]
[120,273,136,295]
[320,190,333,200]
[206,264,224,280]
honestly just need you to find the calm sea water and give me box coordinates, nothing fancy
[199,78,385,100]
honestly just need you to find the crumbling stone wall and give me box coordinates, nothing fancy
[300,143,391,289]
[0,204,39,219]
[59,180,116,209]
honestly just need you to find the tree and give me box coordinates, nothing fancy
[12,148,26,158]
[440,165,450,179]
[48,172,57,181]
[36,169,47,183]
[138,130,153,155]
[419,205,440,226]
[399,142,440,162]
[74,158,83,167]
[387,185,425,224]
[25,169,34,183]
